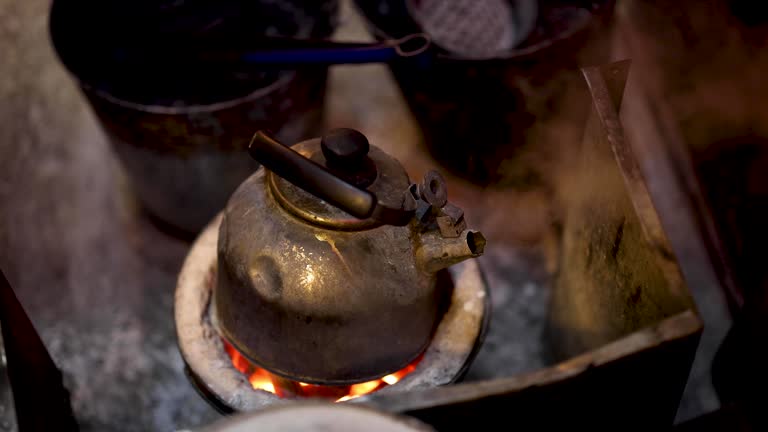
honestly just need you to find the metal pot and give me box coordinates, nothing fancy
[49,0,339,234]
[353,0,615,185]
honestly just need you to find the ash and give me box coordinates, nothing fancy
[464,248,552,381]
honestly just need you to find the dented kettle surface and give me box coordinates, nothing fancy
[214,130,484,385]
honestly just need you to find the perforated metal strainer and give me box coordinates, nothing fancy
[406,0,538,59]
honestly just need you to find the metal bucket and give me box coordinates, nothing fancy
[354,0,615,185]
[51,0,338,234]
[81,70,327,234]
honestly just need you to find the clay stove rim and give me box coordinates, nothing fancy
[175,214,490,413]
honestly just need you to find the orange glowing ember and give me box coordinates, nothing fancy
[223,340,419,402]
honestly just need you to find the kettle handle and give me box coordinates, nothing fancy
[248,131,416,226]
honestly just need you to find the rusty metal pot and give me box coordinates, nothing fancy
[79,72,326,234]
[214,128,486,385]
[353,0,615,185]
[49,0,338,234]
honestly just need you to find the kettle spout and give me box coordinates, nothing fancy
[416,230,486,274]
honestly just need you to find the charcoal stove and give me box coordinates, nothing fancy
[176,217,488,412]
[176,129,489,413]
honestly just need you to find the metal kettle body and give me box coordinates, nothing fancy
[214,129,484,385]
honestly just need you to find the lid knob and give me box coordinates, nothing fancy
[321,128,370,166]
[321,128,377,187]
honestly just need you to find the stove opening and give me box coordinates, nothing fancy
[223,339,420,401]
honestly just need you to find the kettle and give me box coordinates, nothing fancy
[215,128,485,385]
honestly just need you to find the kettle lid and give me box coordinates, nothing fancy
[260,129,414,230]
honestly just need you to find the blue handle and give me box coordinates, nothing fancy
[243,45,398,65]
[104,34,431,70]
[237,33,431,67]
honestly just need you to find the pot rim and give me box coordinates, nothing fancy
[79,71,297,115]
[353,1,608,63]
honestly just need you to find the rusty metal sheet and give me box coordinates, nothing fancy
[359,61,703,430]
[547,61,695,358]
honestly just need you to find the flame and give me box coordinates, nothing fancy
[247,368,276,394]
[222,339,420,401]
[382,374,399,385]
[223,342,277,394]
